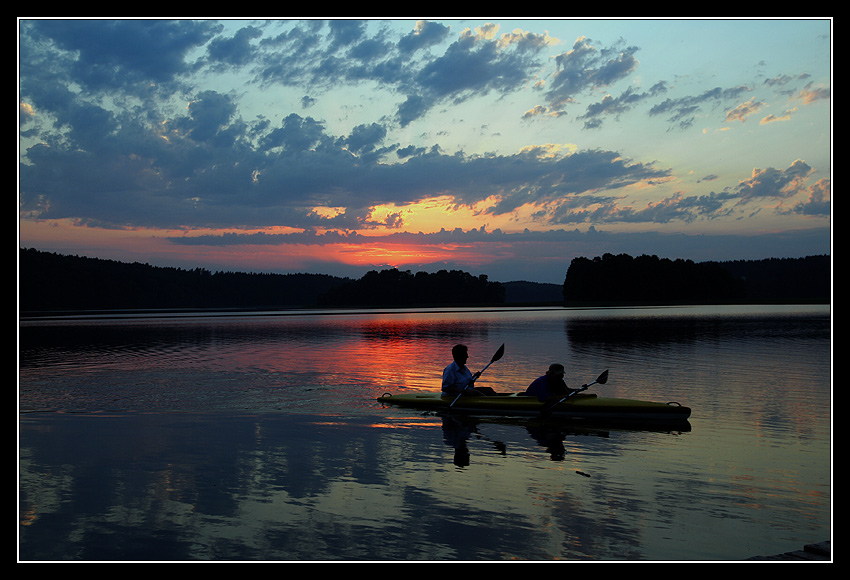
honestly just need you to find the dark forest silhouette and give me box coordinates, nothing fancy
[563,254,743,303]
[563,253,830,304]
[18,248,347,312]
[18,248,829,313]
[317,268,505,307]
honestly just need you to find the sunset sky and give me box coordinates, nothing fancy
[18,18,831,283]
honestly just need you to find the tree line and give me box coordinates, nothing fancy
[562,253,830,304]
[17,249,505,312]
[316,267,505,307]
[19,248,829,313]
[18,248,348,312]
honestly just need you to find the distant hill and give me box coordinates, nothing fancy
[502,281,564,304]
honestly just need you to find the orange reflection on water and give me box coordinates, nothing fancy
[221,313,488,403]
[368,421,445,430]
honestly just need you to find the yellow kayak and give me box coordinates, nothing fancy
[377,391,691,422]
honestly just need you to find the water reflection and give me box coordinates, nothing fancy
[18,410,696,561]
[438,413,691,466]
[19,306,831,560]
[565,306,831,347]
[442,414,577,465]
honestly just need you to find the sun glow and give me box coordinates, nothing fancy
[334,244,453,266]
[367,195,520,235]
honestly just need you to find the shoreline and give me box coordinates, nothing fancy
[746,541,831,561]
[18,301,832,322]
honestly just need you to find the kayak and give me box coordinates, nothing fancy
[376,391,691,422]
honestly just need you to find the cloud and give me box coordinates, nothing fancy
[398,20,451,53]
[22,20,221,96]
[19,19,830,242]
[579,82,667,129]
[399,23,555,125]
[648,85,754,129]
[206,25,263,67]
[165,221,830,254]
[20,59,676,231]
[732,159,815,204]
[544,36,639,108]
[785,178,830,216]
[161,224,832,284]
[796,84,830,104]
[725,97,765,123]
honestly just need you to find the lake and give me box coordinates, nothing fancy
[18,304,832,561]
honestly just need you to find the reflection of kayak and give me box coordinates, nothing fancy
[377,391,691,423]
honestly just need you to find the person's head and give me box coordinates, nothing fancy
[546,363,565,378]
[452,344,469,364]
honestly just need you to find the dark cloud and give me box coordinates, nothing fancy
[250,21,553,126]
[734,160,813,200]
[784,178,830,216]
[545,37,639,108]
[327,19,368,48]
[648,85,753,129]
[398,20,451,53]
[182,90,239,144]
[343,122,389,158]
[19,19,830,237]
[206,25,262,67]
[19,102,673,231]
[23,20,220,95]
[259,113,329,152]
[485,149,670,215]
[539,159,829,226]
[411,27,545,113]
[580,81,668,129]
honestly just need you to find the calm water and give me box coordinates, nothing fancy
[18,305,832,561]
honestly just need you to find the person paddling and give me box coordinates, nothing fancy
[525,363,579,401]
[442,344,483,397]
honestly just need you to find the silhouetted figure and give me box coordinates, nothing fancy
[441,344,483,397]
[525,363,575,402]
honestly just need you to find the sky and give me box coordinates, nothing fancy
[18,18,832,283]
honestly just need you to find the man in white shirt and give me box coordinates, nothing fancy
[441,344,482,397]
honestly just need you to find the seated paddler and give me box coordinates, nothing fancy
[525,363,578,401]
[442,344,484,397]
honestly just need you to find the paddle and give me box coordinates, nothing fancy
[539,369,609,417]
[449,343,505,407]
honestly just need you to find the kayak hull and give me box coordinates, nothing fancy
[377,392,691,422]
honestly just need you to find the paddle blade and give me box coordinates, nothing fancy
[490,343,505,363]
[597,370,609,384]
